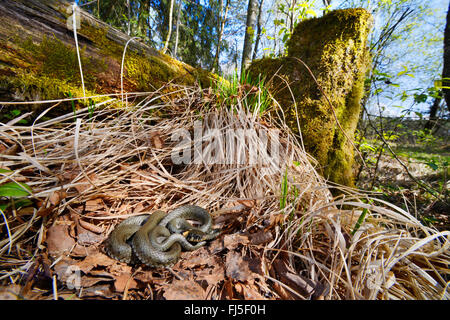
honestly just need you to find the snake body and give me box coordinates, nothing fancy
[159,205,221,240]
[104,206,219,267]
[104,214,149,264]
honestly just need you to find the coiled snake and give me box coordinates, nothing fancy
[104,205,220,267]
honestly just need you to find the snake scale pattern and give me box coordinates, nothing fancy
[104,205,220,267]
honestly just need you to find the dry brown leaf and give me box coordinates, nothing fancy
[269,213,286,227]
[81,275,115,287]
[75,252,116,274]
[16,206,36,216]
[222,279,234,299]
[249,230,273,245]
[208,238,225,254]
[234,282,265,300]
[36,204,56,217]
[225,251,253,282]
[85,198,104,212]
[71,243,99,257]
[133,202,147,214]
[108,262,133,276]
[0,284,22,300]
[163,280,206,300]
[79,284,115,298]
[194,265,225,286]
[48,190,67,206]
[46,224,75,257]
[237,199,255,208]
[74,173,98,194]
[113,273,139,292]
[134,270,154,284]
[179,247,217,268]
[223,233,249,250]
[149,130,164,149]
[78,219,104,234]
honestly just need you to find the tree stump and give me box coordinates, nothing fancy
[248,9,373,187]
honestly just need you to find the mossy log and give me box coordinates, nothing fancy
[248,9,373,187]
[0,0,215,121]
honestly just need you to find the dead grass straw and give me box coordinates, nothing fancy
[0,86,448,300]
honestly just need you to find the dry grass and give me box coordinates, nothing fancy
[0,86,449,300]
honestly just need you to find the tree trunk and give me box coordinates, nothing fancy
[173,0,182,59]
[162,0,175,54]
[211,0,230,74]
[252,0,265,61]
[443,2,450,112]
[126,0,131,35]
[424,91,443,132]
[241,0,258,73]
[289,0,297,35]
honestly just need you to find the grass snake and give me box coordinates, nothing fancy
[104,205,220,267]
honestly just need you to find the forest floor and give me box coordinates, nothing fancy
[356,140,449,231]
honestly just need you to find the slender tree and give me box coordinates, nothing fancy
[212,0,230,73]
[443,2,450,111]
[424,90,443,132]
[252,0,265,61]
[173,0,182,58]
[162,0,175,54]
[241,0,258,72]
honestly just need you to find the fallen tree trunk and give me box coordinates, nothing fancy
[0,0,213,121]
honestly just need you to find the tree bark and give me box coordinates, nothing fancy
[241,0,258,73]
[252,0,265,61]
[162,0,175,54]
[424,91,443,132]
[443,2,450,112]
[173,0,182,59]
[211,0,230,74]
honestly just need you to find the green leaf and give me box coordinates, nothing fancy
[351,208,368,235]
[280,169,288,210]
[425,162,438,170]
[413,93,428,103]
[305,9,317,17]
[0,182,32,197]
[11,109,21,117]
[396,65,408,77]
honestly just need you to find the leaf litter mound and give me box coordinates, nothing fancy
[0,86,449,300]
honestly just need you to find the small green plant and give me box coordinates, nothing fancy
[67,91,77,120]
[412,129,437,146]
[211,69,271,114]
[280,167,289,211]
[88,98,96,120]
[3,109,28,124]
[0,169,33,213]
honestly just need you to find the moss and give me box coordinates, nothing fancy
[248,9,373,187]
[20,35,107,90]
[79,23,127,59]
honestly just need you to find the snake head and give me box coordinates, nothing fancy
[183,228,221,242]
[183,230,204,243]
